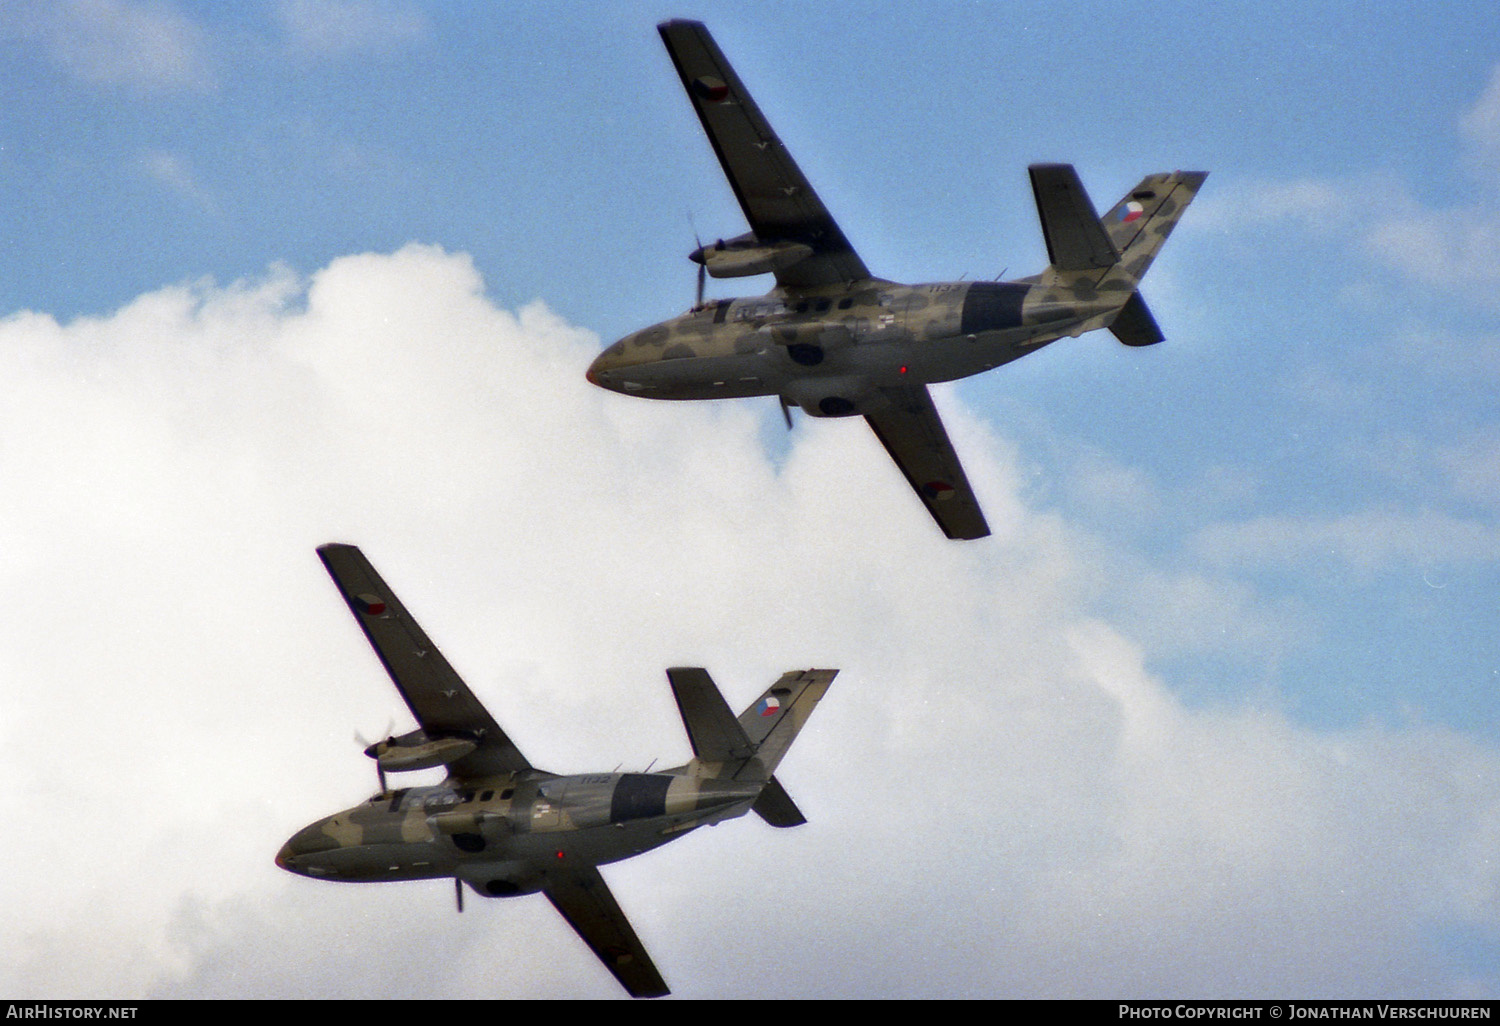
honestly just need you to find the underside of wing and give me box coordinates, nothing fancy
[658,19,869,288]
[864,386,991,540]
[543,866,670,999]
[316,544,531,779]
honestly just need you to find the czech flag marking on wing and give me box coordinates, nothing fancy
[757,696,782,717]
[1119,200,1145,223]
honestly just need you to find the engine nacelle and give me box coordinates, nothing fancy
[364,729,477,773]
[691,232,814,279]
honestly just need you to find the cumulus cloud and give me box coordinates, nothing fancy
[0,247,1496,998]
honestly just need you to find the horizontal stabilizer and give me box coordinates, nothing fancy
[1029,163,1119,271]
[667,667,756,763]
[1109,291,1164,347]
[752,775,806,828]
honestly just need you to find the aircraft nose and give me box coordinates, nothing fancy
[586,341,629,390]
[276,823,338,872]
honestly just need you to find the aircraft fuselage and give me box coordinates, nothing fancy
[587,279,1119,417]
[278,769,760,897]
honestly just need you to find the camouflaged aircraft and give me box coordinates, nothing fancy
[277,543,836,998]
[587,21,1208,540]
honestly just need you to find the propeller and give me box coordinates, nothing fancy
[688,213,710,310]
[355,718,395,793]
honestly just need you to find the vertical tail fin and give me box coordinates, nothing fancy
[1026,166,1207,344]
[666,667,837,828]
[1028,165,1208,289]
[1096,169,1210,290]
[733,668,836,774]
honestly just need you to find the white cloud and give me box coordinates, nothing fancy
[272,0,430,60]
[1191,509,1500,573]
[1362,204,1500,301]
[1437,428,1500,511]
[0,247,1496,997]
[137,149,220,215]
[1199,64,1500,311]
[1460,64,1500,180]
[5,0,216,93]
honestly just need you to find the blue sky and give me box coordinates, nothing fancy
[1,0,1498,1000]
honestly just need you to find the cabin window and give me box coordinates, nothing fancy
[838,298,853,310]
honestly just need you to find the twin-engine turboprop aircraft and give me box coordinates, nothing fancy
[279,18,1208,999]
[277,543,835,998]
[587,20,1208,540]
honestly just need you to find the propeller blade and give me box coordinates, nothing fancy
[780,395,794,430]
[355,718,395,793]
[354,717,395,750]
[455,877,464,913]
[688,213,708,310]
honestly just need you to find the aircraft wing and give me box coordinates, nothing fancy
[543,866,670,999]
[865,386,991,540]
[658,19,870,288]
[316,544,532,779]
